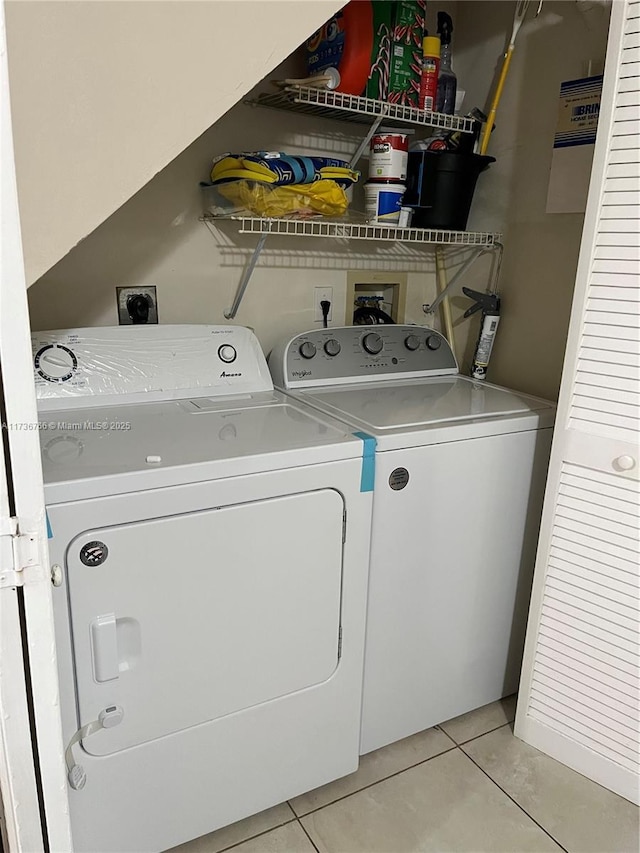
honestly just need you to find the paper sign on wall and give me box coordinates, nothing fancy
[546,75,603,214]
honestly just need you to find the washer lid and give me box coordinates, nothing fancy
[298,375,554,434]
[41,391,365,501]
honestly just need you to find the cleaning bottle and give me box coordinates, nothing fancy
[419,35,441,112]
[462,288,501,380]
[436,12,457,115]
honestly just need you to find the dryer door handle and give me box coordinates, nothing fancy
[90,614,119,682]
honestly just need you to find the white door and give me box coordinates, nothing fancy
[0,2,72,847]
[65,490,345,756]
[516,0,640,805]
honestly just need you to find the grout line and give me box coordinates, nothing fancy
[292,743,457,818]
[459,747,570,853]
[455,719,516,747]
[435,724,458,747]
[297,818,321,853]
[213,815,298,853]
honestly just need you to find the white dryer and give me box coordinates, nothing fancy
[34,325,373,852]
[269,325,556,755]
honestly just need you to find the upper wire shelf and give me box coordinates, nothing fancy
[202,214,501,247]
[247,87,476,134]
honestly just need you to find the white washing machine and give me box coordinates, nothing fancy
[34,325,373,852]
[269,325,556,755]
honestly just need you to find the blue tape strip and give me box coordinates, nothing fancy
[46,510,53,539]
[353,431,376,493]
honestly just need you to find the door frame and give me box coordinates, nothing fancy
[1,2,72,848]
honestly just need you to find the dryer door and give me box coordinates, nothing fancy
[66,489,345,755]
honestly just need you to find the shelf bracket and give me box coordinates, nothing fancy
[224,234,268,320]
[424,243,502,316]
[349,105,390,168]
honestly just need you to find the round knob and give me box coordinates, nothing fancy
[362,333,383,355]
[43,435,84,464]
[34,344,77,382]
[614,455,636,472]
[324,339,341,357]
[218,344,237,364]
[299,341,317,359]
[426,334,442,351]
[405,334,420,352]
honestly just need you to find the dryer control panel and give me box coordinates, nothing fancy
[270,326,458,389]
[33,325,273,411]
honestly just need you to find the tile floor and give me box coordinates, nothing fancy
[168,696,639,853]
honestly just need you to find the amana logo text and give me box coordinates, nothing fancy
[220,371,242,378]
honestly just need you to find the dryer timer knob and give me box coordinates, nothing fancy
[218,344,237,363]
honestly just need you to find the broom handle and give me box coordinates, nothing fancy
[479,44,515,156]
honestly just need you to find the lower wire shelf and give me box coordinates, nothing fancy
[202,214,502,247]
[200,214,503,319]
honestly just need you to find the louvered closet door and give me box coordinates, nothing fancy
[515,0,639,805]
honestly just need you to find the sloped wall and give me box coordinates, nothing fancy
[5,0,341,284]
[26,58,439,356]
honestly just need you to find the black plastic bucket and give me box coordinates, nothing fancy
[404,151,495,231]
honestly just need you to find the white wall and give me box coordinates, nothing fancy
[5,0,341,285]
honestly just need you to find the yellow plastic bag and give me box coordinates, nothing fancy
[217,180,348,218]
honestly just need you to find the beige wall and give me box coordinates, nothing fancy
[26,64,441,356]
[453,0,610,399]
[25,1,611,398]
[6,0,341,284]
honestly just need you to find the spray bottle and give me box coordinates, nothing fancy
[463,287,501,380]
[436,12,457,115]
[419,36,441,111]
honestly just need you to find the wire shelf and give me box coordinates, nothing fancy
[248,87,476,134]
[204,215,501,247]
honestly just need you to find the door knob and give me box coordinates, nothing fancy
[613,455,636,472]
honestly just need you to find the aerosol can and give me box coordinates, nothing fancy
[463,287,501,380]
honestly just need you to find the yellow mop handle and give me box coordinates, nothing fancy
[435,247,456,361]
[479,44,515,156]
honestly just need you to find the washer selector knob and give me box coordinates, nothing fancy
[362,333,383,355]
[324,339,341,357]
[405,334,421,352]
[218,344,237,364]
[426,334,442,351]
[299,341,317,359]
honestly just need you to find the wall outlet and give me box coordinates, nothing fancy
[313,286,333,323]
[117,286,158,325]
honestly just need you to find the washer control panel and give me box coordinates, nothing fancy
[270,326,458,388]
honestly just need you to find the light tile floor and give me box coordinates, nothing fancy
[168,696,639,853]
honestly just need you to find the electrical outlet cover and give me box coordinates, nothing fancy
[314,286,333,323]
[116,286,158,325]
